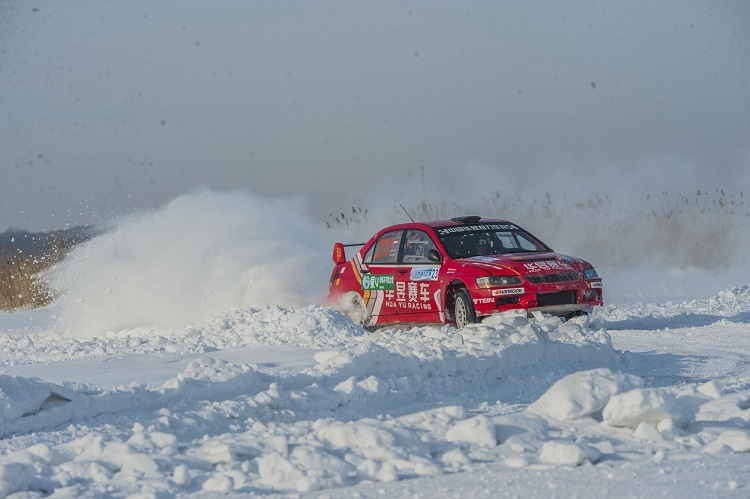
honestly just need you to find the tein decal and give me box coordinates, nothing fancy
[474,297,494,304]
[362,274,396,291]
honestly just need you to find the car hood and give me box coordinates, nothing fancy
[456,252,585,275]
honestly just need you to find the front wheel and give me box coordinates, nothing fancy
[453,288,476,329]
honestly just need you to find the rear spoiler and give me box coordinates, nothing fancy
[332,242,365,264]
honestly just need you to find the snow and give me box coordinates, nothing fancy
[1,196,750,496]
[1,294,749,497]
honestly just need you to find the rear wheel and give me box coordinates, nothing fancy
[339,291,368,326]
[453,288,476,329]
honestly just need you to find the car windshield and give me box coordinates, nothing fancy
[435,224,550,259]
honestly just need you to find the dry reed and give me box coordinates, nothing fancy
[323,189,749,271]
[0,241,68,311]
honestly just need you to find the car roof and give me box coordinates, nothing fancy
[385,217,513,230]
[423,217,512,228]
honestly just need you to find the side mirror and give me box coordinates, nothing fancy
[427,249,442,263]
[332,242,346,264]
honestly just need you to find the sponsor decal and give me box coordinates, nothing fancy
[590,281,603,288]
[474,297,494,304]
[362,274,395,290]
[383,282,434,310]
[410,267,439,281]
[492,287,524,296]
[467,256,498,263]
[436,224,518,235]
[522,261,574,273]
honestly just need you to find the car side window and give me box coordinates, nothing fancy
[496,233,515,250]
[402,230,438,264]
[516,232,541,251]
[366,230,402,264]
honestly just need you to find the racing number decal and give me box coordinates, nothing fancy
[374,237,396,260]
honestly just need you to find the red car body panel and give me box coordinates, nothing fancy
[328,218,603,328]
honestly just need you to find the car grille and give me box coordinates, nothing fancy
[526,272,580,284]
[537,291,577,306]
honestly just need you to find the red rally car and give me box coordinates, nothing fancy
[328,216,603,329]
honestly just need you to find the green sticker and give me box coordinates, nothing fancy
[362,274,395,290]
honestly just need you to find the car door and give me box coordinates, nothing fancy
[361,229,404,325]
[398,229,443,323]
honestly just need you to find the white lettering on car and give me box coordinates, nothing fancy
[523,261,575,273]
[396,281,406,302]
[419,283,430,302]
[492,287,524,296]
[436,224,518,235]
[473,298,494,304]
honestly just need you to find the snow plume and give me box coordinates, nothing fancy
[49,190,332,338]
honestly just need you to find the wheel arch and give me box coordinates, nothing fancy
[444,279,470,322]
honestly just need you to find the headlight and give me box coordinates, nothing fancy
[475,276,523,288]
[583,268,599,280]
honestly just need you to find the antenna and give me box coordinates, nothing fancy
[420,164,426,200]
[399,204,415,223]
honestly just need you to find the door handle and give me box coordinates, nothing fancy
[397,269,408,274]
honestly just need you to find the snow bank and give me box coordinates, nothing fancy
[0,375,75,423]
[0,308,628,495]
[2,285,750,496]
[0,310,619,436]
[528,368,643,421]
[2,363,749,496]
[597,284,750,329]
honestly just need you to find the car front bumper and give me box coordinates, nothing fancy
[529,303,592,316]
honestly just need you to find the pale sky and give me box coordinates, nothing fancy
[1,0,749,231]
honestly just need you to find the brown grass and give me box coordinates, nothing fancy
[0,243,68,311]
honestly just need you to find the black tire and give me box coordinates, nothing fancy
[453,288,476,329]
